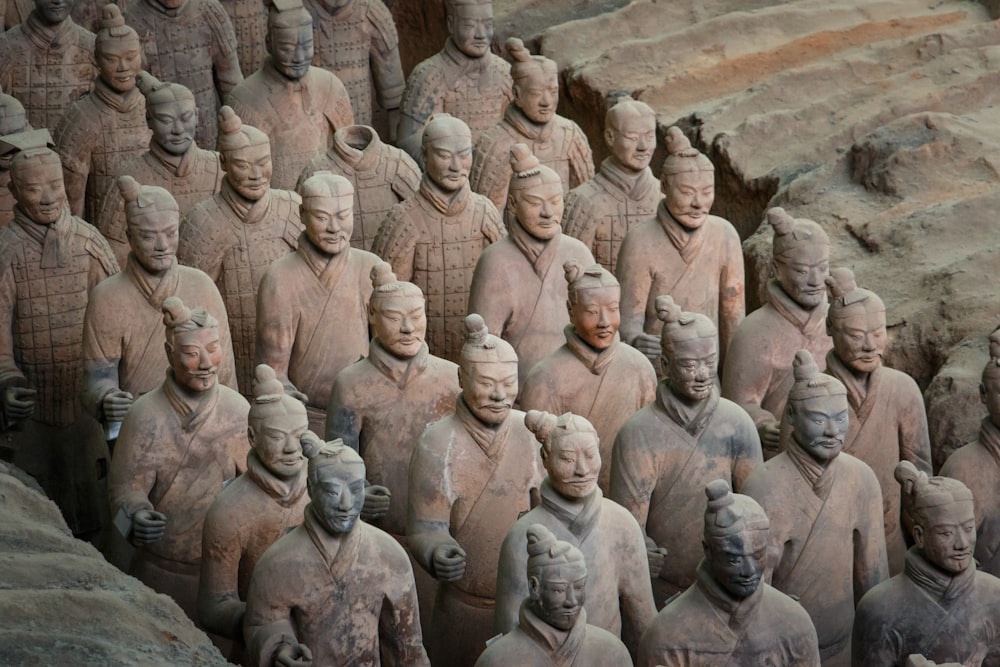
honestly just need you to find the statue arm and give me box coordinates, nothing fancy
[177,207,226,282]
[325,376,361,450]
[378,543,431,667]
[853,469,890,605]
[566,123,596,188]
[53,107,93,218]
[730,409,764,491]
[254,268,299,396]
[0,255,26,391]
[244,553,303,667]
[493,525,528,635]
[616,230,653,347]
[609,427,654,533]
[897,375,932,474]
[467,250,512,339]
[366,1,404,112]
[204,277,239,393]
[198,499,246,640]
[80,295,121,421]
[108,413,158,524]
[205,0,243,97]
[406,431,460,577]
[618,514,658,651]
[371,205,418,282]
[720,326,776,426]
[469,134,509,213]
[561,188,599,252]
[396,63,441,163]
[718,227,746,370]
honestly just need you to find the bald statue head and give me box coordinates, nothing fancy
[605,99,656,174]
[5,129,65,225]
[299,171,354,256]
[446,0,494,59]
[422,114,473,194]
[267,0,314,81]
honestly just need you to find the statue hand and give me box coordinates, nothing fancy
[645,535,667,578]
[432,544,467,582]
[4,386,36,422]
[361,485,391,522]
[758,420,781,454]
[131,509,167,543]
[102,390,134,422]
[287,388,309,405]
[633,333,661,362]
[275,643,313,667]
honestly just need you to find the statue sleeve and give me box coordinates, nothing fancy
[609,420,657,534]
[730,406,763,491]
[371,203,418,282]
[108,410,157,521]
[389,150,422,201]
[479,198,506,242]
[720,323,776,427]
[616,227,653,346]
[80,289,121,421]
[561,186,600,252]
[254,264,298,394]
[406,427,461,577]
[398,59,442,128]
[0,244,26,391]
[718,223,746,370]
[198,495,247,640]
[53,102,94,218]
[897,373,932,475]
[320,71,356,132]
[177,204,227,282]
[493,523,528,635]
[566,122,596,189]
[325,374,362,450]
[378,538,431,666]
[244,548,302,667]
[618,511,658,655]
[205,0,243,96]
[470,131,510,213]
[853,465,890,606]
[466,248,512,340]
[366,0,404,111]
[83,226,121,284]
[202,273,239,393]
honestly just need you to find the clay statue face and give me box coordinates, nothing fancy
[787,394,848,463]
[447,2,494,59]
[459,360,518,426]
[912,501,977,575]
[10,160,66,225]
[606,114,656,174]
[303,194,354,256]
[704,529,768,599]
[250,411,308,480]
[510,180,563,241]
[568,286,620,351]
[830,306,886,375]
[270,24,314,81]
[34,0,74,24]
[424,134,472,193]
[545,432,600,500]
[149,100,198,157]
[981,376,1000,429]
[222,143,273,202]
[371,294,427,359]
[167,326,222,393]
[126,211,179,273]
[773,244,830,309]
[514,72,559,125]
[97,40,143,94]
[529,562,588,631]
[663,336,718,403]
[311,466,365,534]
[664,169,715,230]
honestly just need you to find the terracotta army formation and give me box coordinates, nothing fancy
[396,0,513,161]
[471,38,594,215]
[0,129,118,539]
[373,114,505,362]
[221,0,269,78]
[853,462,1000,665]
[722,206,833,458]
[638,480,820,667]
[741,349,888,667]
[0,0,96,131]
[97,72,224,268]
[495,411,656,655]
[53,3,151,222]
[618,126,744,371]
[124,0,243,149]
[255,171,380,433]
[177,106,303,393]
[478,524,633,667]
[198,364,310,657]
[226,0,356,191]
[109,296,249,620]
[824,267,932,574]
[82,175,236,442]
[408,315,544,667]
[468,145,595,381]
[0,93,31,227]
[563,99,661,275]
[611,296,762,605]
[518,261,656,492]
[244,435,430,667]
[297,124,420,252]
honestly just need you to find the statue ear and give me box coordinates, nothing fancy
[247,425,256,448]
[604,127,616,150]
[982,383,989,406]
[527,575,541,599]
[911,523,925,549]
[702,539,711,563]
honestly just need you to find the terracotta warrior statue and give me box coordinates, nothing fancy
[852,462,1000,666]
[256,171,380,433]
[408,314,544,667]
[468,144,595,380]
[563,99,660,275]
[124,0,243,149]
[722,206,833,458]
[226,0,355,191]
[244,435,430,667]
[471,38,593,215]
[97,71,224,268]
[618,127,743,372]
[82,175,236,443]
[0,129,118,539]
[396,0,512,161]
[54,4,150,222]
[478,523,633,667]
[638,480,820,667]
[109,296,249,620]
[198,364,310,657]
[495,411,656,655]
[178,106,303,394]
[0,0,96,130]
[741,349,888,667]
[221,0,269,78]
[373,114,504,362]
[611,296,762,606]
[297,124,420,252]
[0,93,31,227]
[824,267,932,574]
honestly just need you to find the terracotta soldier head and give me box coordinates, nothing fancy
[248,364,308,480]
[368,261,427,360]
[162,296,222,394]
[506,38,559,126]
[460,314,518,426]
[785,349,848,463]
[525,410,600,500]
[525,523,588,631]
[507,143,563,238]
[655,295,718,403]
[136,72,198,158]
[564,260,620,352]
[895,461,976,575]
[33,0,76,26]
[94,4,143,95]
[266,0,314,83]
[661,126,714,230]
[826,267,886,375]
[605,100,656,176]
[299,171,354,257]
[768,207,831,310]
[446,0,494,59]
[422,113,473,194]
[7,129,65,225]
[981,330,1000,429]
[217,106,273,203]
[118,175,180,274]
[0,94,29,137]
[305,437,367,535]
[702,479,770,599]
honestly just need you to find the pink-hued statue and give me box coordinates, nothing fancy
[396,0,512,162]
[519,261,656,493]
[637,480,820,667]
[82,175,236,441]
[255,171,380,433]
[722,206,833,458]
[97,72,224,268]
[408,314,544,667]
[244,436,430,667]
[226,0,356,191]
[0,129,118,539]
[495,411,656,656]
[198,364,310,658]
[109,296,250,620]
[0,93,31,227]
[124,0,243,150]
[220,0,269,78]
[478,523,633,667]
[852,462,1000,666]
[563,99,660,275]
[468,144,595,381]
[611,296,762,606]
[373,114,504,362]
[177,106,303,394]
[741,350,888,667]
[0,0,96,130]
[617,126,743,372]
[297,124,420,252]
[471,38,594,215]
[824,267,932,574]
[53,4,150,222]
